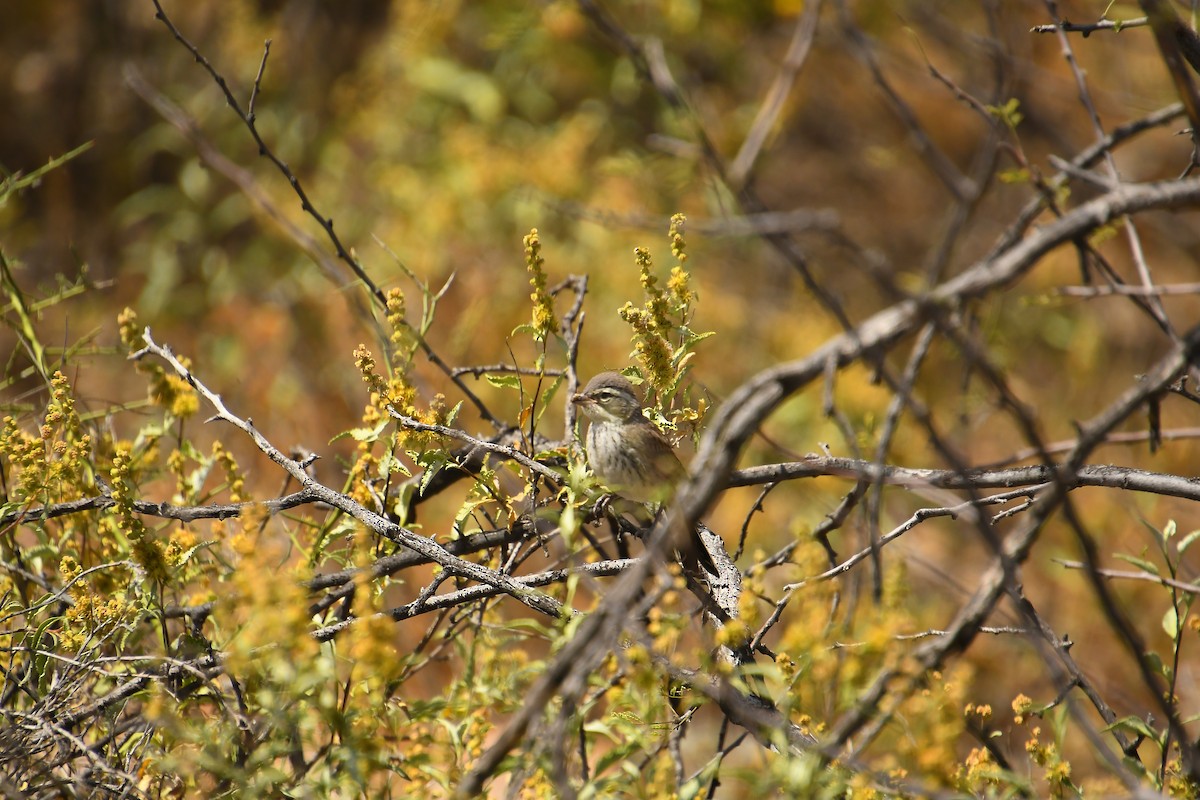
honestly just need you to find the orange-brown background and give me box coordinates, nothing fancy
[4,0,1200,785]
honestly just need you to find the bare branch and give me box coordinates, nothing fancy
[146,0,503,428]
[1031,16,1148,35]
[132,329,567,621]
[728,0,822,186]
[730,457,1200,502]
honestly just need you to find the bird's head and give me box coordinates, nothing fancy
[571,372,644,423]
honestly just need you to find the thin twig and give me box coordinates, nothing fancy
[133,328,567,621]
[147,0,502,427]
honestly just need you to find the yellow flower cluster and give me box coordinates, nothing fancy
[1,415,47,500]
[109,446,146,542]
[668,212,687,264]
[117,306,145,350]
[348,343,452,509]
[1024,726,1073,796]
[618,217,707,404]
[618,300,672,391]
[356,346,446,451]
[386,287,411,349]
[0,371,93,504]
[354,343,389,397]
[57,555,139,648]
[109,445,170,580]
[211,440,246,504]
[118,308,199,418]
[525,228,557,340]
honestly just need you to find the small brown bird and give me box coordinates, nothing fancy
[572,371,717,574]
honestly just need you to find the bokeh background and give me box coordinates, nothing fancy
[4,0,1200,787]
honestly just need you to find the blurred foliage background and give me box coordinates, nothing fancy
[4,0,1200,792]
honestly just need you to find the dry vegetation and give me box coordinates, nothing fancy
[4,1,1200,797]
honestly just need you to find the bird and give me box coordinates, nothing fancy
[571,371,718,575]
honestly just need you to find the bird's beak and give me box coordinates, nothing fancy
[571,393,591,406]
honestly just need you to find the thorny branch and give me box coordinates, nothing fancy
[146,0,503,428]
[462,5,1200,793]
[10,2,1200,796]
[132,328,568,622]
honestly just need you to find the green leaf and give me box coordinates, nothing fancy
[590,734,646,776]
[620,366,645,384]
[676,325,715,340]
[1112,553,1160,576]
[175,539,217,567]
[985,97,1023,129]
[391,483,415,523]
[377,452,411,478]
[533,374,565,427]
[1163,519,1178,540]
[445,400,464,427]
[998,167,1031,184]
[330,420,389,445]
[1163,606,1181,640]
[671,348,697,376]
[417,451,449,495]
[510,323,538,337]
[1103,715,1162,747]
[484,374,521,390]
[558,503,577,546]
[30,618,59,688]
[1144,650,1172,682]
[1177,528,1200,554]
[1048,702,1070,747]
